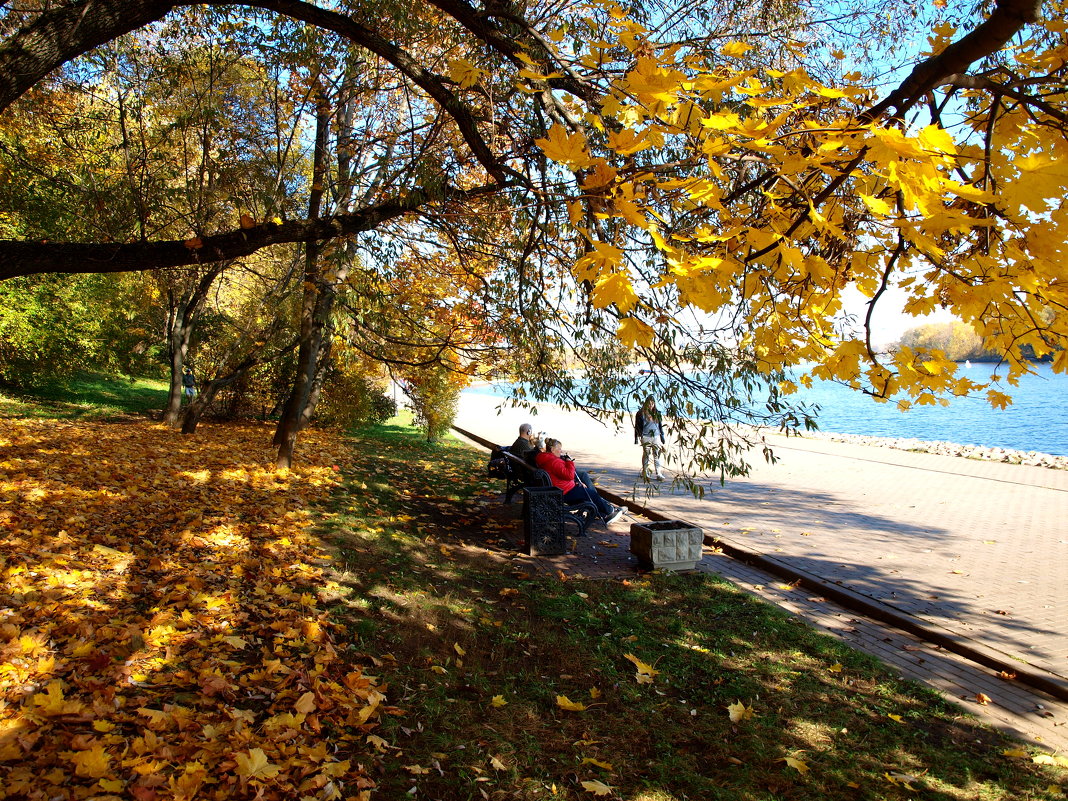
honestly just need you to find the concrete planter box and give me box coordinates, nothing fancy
[629,521,704,571]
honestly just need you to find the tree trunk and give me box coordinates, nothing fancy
[275,87,330,469]
[162,265,226,426]
[297,328,334,431]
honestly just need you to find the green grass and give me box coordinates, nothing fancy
[0,371,168,419]
[314,421,1065,801]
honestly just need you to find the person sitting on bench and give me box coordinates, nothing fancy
[511,423,539,462]
[535,438,624,525]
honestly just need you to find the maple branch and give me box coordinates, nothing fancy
[0,183,509,280]
[0,0,179,113]
[237,0,518,185]
[424,0,600,104]
[862,0,1042,122]
[937,72,1068,125]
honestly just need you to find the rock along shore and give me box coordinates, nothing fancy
[801,430,1068,470]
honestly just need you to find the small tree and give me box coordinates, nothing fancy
[402,362,467,443]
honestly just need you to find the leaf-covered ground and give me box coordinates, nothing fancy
[1,418,383,800]
[2,414,1065,801]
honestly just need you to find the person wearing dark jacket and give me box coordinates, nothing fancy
[634,396,666,480]
[511,423,538,460]
[535,438,623,525]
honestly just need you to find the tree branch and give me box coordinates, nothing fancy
[862,0,1042,122]
[0,182,508,280]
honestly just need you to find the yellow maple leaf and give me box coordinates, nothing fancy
[581,779,614,795]
[591,271,638,312]
[782,756,810,775]
[581,757,614,770]
[448,58,484,88]
[556,695,589,711]
[235,748,280,780]
[623,653,659,677]
[721,41,753,57]
[535,125,594,168]
[727,701,754,722]
[490,695,508,707]
[606,127,654,156]
[69,744,110,778]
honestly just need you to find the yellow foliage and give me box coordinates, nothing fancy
[0,419,379,795]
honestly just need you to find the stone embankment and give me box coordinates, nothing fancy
[804,431,1068,470]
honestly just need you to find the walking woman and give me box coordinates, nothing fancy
[634,396,666,480]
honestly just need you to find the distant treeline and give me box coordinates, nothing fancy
[895,322,1052,363]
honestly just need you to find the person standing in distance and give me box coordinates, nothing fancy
[634,396,666,480]
[182,367,197,403]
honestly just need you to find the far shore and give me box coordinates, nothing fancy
[798,429,1068,470]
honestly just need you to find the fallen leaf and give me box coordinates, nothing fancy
[580,779,614,795]
[781,756,810,775]
[556,695,588,712]
[727,701,754,723]
[68,744,110,778]
[581,757,613,770]
[975,692,992,705]
[235,748,280,780]
[490,756,507,771]
[623,653,659,680]
[490,695,507,708]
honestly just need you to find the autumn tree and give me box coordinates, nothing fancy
[0,0,1066,471]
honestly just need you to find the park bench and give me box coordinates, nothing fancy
[488,445,598,541]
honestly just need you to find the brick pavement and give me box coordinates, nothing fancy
[454,394,1068,750]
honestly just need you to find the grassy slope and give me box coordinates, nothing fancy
[0,372,168,419]
[4,377,1063,800]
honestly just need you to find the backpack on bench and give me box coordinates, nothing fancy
[487,445,513,478]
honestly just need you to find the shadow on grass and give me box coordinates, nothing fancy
[315,425,1059,801]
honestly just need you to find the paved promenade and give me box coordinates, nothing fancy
[454,393,1068,750]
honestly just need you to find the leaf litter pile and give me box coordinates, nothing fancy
[1,418,384,800]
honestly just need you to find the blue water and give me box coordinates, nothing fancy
[468,363,1068,457]
[795,362,1068,456]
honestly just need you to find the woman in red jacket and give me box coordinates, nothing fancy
[535,438,624,525]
